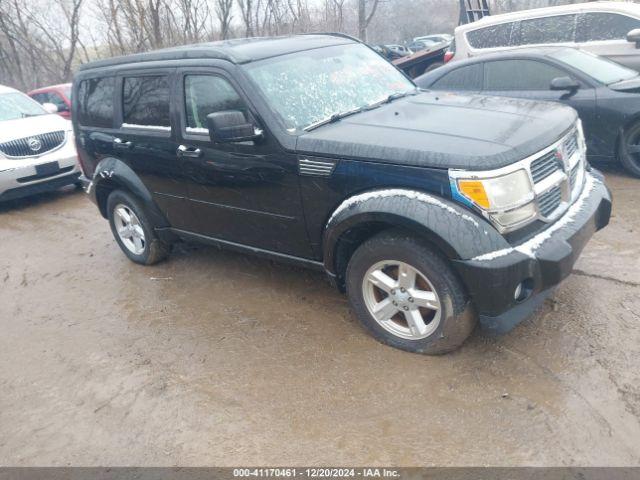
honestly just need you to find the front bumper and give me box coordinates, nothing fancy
[452,170,612,334]
[0,136,80,202]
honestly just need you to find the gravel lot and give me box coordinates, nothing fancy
[0,164,639,466]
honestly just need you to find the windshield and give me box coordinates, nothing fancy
[550,48,638,85]
[0,92,46,121]
[243,44,415,132]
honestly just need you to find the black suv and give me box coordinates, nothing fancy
[73,34,612,354]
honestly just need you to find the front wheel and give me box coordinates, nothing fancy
[619,121,640,177]
[107,190,169,265]
[346,230,476,354]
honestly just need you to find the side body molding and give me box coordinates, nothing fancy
[88,157,170,229]
[322,188,510,278]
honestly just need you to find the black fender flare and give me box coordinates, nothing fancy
[322,188,510,278]
[88,157,170,229]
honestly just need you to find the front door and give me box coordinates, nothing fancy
[175,68,312,258]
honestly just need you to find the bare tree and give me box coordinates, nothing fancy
[357,0,379,41]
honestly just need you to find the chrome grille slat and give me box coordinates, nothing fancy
[0,131,66,158]
[530,151,561,183]
[538,185,562,218]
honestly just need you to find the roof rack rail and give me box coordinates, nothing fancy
[302,32,362,43]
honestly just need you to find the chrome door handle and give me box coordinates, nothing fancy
[177,145,202,158]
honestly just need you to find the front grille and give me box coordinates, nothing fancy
[530,151,561,183]
[538,185,562,217]
[0,131,66,158]
[564,132,578,160]
[569,162,580,188]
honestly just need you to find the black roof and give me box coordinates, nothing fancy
[79,34,357,72]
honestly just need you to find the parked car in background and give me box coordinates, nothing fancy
[413,34,453,45]
[408,39,440,52]
[385,44,412,56]
[451,1,640,71]
[372,44,406,61]
[74,35,611,354]
[416,47,640,177]
[0,85,80,201]
[29,83,72,120]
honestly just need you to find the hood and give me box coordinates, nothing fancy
[296,91,577,171]
[0,114,71,144]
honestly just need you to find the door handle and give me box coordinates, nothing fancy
[113,138,132,150]
[177,145,202,158]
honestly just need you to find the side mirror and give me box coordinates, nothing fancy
[627,28,640,47]
[42,102,58,114]
[550,76,579,92]
[206,110,261,143]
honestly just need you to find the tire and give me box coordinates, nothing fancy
[346,230,476,355]
[106,190,169,265]
[619,121,640,177]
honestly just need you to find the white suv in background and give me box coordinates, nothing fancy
[450,1,640,71]
[0,85,80,202]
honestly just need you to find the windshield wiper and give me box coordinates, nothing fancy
[304,107,366,132]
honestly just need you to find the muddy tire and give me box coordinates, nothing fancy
[346,230,476,354]
[106,190,169,265]
[619,121,640,178]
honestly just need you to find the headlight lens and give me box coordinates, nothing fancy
[452,169,536,231]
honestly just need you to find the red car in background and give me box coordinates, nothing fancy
[28,83,72,120]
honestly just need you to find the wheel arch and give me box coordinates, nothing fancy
[322,189,509,289]
[91,157,169,229]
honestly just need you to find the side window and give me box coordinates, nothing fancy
[518,15,576,45]
[466,22,514,49]
[576,13,640,42]
[484,60,568,91]
[31,93,47,104]
[77,77,115,128]
[431,64,483,91]
[122,75,170,128]
[184,75,247,131]
[48,92,68,111]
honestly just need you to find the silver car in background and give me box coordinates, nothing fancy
[450,1,640,71]
[0,85,80,202]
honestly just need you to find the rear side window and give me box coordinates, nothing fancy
[431,64,483,91]
[466,22,514,49]
[576,12,640,42]
[484,60,567,91]
[77,77,115,128]
[184,75,247,130]
[518,14,576,45]
[122,76,170,128]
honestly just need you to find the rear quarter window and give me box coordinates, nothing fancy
[122,75,170,129]
[77,77,115,128]
[466,22,514,49]
[576,12,640,42]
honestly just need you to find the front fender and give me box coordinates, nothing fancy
[322,188,510,276]
[88,157,169,228]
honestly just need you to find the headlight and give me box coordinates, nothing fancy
[451,168,536,232]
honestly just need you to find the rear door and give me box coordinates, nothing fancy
[113,69,196,230]
[576,12,640,71]
[174,67,312,258]
[482,59,598,150]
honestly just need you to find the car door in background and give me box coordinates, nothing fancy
[482,59,598,152]
[576,12,640,71]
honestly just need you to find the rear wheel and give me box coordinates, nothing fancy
[619,121,640,177]
[107,190,169,265]
[346,230,476,354]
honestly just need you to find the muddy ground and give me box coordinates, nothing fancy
[0,164,639,466]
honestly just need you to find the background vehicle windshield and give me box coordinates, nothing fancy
[550,49,638,85]
[0,92,46,121]
[243,44,415,131]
